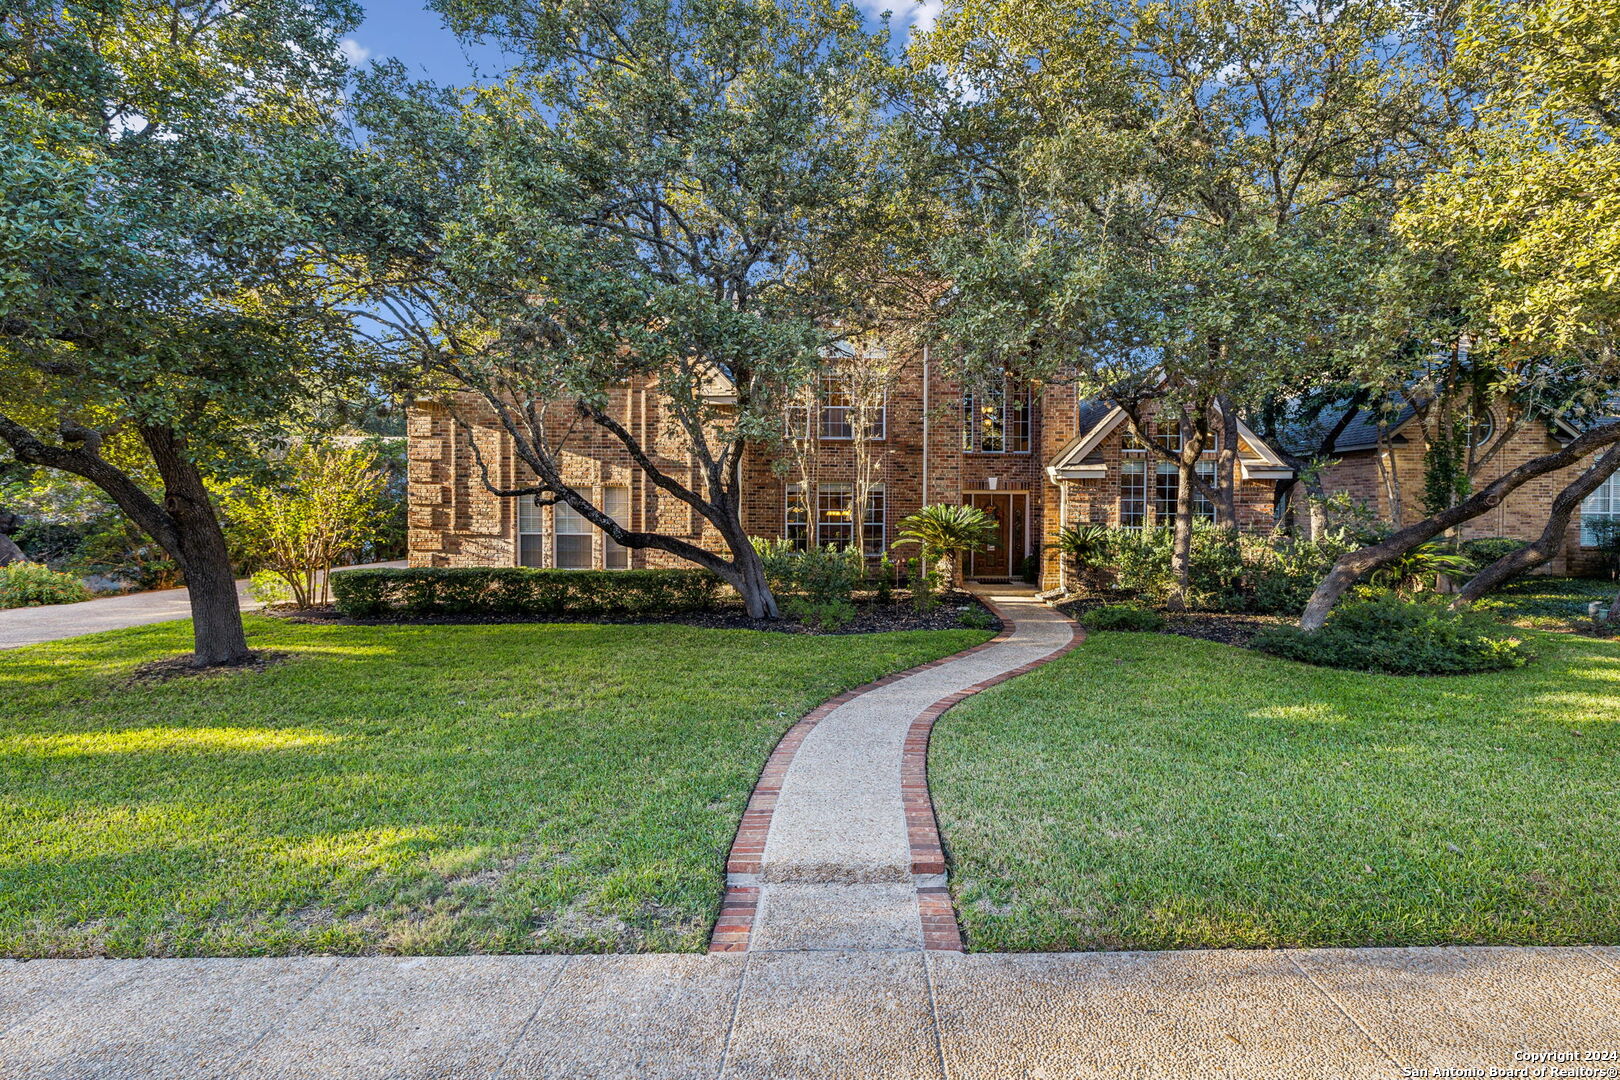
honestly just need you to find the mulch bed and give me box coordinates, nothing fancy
[270,593,1000,636]
[1055,595,1291,647]
[126,649,289,686]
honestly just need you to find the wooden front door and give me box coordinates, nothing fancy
[967,493,1025,579]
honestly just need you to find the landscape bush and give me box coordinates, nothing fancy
[0,562,93,608]
[1080,604,1166,632]
[1073,525,1353,615]
[330,567,722,618]
[781,596,856,630]
[1253,594,1533,675]
[1460,536,1525,574]
[752,538,863,604]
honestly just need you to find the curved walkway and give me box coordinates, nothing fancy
[711,586,1079,955]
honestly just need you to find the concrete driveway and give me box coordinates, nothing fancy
[0,561,406,650]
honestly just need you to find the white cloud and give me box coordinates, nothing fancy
[338,38,372,66]
[907,0,943,37]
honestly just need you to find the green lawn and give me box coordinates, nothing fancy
[0,616,986,957]
[1477,575,1617,633]
[930,629,1620,952]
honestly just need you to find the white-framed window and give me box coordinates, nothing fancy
[603,485,630,569]
[1120,461,1146,528]
[1581,471,1620,546]
[785,483,810,550]
[862,485,885,556]
[518,497,544,567]
[553,500,592,569]
[815,375,885,441]
[818,483,855,546]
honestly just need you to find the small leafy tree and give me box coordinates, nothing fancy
[893,503,999,589]
[223,445,386,608]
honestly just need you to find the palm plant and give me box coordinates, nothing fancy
[893,504,1000,588]
[1366,541,1475,596]
[1048,524,1112,591]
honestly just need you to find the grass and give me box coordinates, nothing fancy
[0,615,986,957]
[1477,575,1617,633]
[930,628,1620,952]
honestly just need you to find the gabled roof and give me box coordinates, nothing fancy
[1048,401,1295,483]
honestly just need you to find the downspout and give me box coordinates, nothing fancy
[1058,480,1069,593]
[921,345,930,504]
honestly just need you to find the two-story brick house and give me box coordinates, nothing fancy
[405,356,1300,591]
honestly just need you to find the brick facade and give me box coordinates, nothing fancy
[1312,405,1610,576]
[407,364,1296,591]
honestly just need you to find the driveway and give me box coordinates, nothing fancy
[0,561,406,650]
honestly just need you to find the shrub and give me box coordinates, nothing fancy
[782,596,856,630]
[247,570,292,606]
[0,562,93,608]
[1089,525,1351,616]
[1253,594,1533,675]
[1460,536,1525,574]
[958,605,994,630]
[1081,604,1165,632]
[752,538,862,604]
[330,567,722,618]
[222,443,387,608]
[1365,541,1475,595]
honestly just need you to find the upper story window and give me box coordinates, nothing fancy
[787,375,885,441]
[963,377,1031,454]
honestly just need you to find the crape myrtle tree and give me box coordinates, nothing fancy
[1299,0,1620,629]
[0,0,365,664]
[909,0,1446,607]
[343,0,899,618]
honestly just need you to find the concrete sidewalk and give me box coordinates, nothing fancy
[0,561,406,650]
[3,947,1617,1078]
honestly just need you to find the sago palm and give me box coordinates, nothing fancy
[892,504,1000,587]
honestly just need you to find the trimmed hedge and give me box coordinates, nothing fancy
[330,567,723,618]
[1080,604,1165,632]
[1253,594,1533,675]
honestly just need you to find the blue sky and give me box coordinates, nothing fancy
[347,0,937,84]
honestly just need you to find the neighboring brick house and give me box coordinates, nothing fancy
[406,359,1299,591]
[1300,400,1620,576]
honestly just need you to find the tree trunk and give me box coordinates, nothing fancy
[0,529,25,566]
[1214,396,1239,531]
[1299,421,1620,630]
[1168,456,1197,612]
[1451,442,1620,607]
[141,426,251,666]
[0,413,251,666]
[722,534,779,619]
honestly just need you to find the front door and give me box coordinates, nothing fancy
[967,493,1023,579]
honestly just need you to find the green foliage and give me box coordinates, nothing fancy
[247,570,292,607]
[781,597,857,631]
[958,605,994,630]
[1080,604,1165,632]
[0,561,92,608]
[1255,594,1533,675]
[1081,525,1353,616]
[1364,541,1476,595]
[893,503,999,587]
[1460,536,1526,574]
[751,538,863,605]
[222,444,387,608]
[330,567,722,619]
[1422,417,1474,516]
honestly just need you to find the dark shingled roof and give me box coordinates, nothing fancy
[1077,399,1115,436]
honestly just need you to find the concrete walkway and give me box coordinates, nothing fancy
[0,561,406,650]
[4,947,1617,1078]
[720,587,1076,955]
